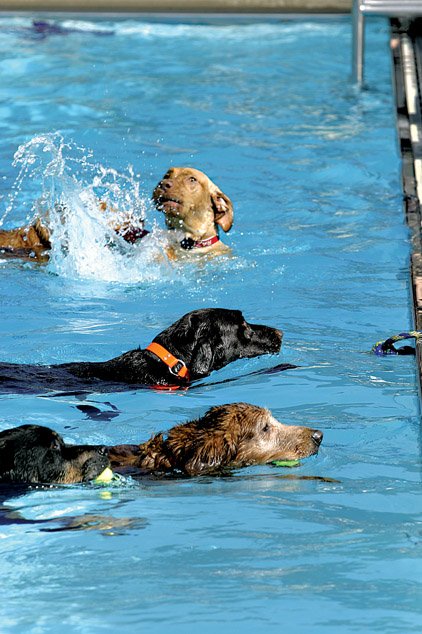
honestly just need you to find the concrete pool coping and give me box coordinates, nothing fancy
[0,1,352,13]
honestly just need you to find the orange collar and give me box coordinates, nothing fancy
[146,342,190,382]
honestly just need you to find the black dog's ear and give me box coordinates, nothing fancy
[189,339,215,378]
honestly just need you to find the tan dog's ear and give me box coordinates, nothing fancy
[210,190,234,232]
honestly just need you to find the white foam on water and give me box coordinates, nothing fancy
[0,16,347,42]
[4,132,181,284]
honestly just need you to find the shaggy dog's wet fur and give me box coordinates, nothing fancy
[0,308,282,394]
[109,403,323,477]
[0,404,322,484]
[0,425,109,484]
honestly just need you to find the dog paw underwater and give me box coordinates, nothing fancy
[0,403,323,485]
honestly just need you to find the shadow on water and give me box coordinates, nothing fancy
[0,361,297,396]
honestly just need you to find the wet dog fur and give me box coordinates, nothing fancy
[109,403,323,477]
[0,424,109,484]
[0,167,232,262]
[153,167,233,257]
[0,308,282,394]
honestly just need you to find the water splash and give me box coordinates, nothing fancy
[3,133,176,283]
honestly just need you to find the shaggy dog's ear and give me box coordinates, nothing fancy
[33,218,51,246]
[184,433,237,475]
[166,406,242,475]
[210,189,233,232]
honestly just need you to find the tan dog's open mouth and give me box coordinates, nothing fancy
[155,196,182,213]
[152,168,234,246]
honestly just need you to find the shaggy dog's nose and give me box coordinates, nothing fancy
[312,430,323,446]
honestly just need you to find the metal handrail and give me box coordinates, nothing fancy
[352,0,422,84]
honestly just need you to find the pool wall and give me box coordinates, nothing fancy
[0,0,352,14]
[391,18,422,394]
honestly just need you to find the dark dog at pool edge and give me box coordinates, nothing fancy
[109,403,323,477]
[0,425,109,484]
[0,308,283,394]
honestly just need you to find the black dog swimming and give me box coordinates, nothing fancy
[0,425,109,484]
[0,308,283,394]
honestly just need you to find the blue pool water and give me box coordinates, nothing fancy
[0,15,421,633]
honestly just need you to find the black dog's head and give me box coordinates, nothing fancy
[0,425,109,484]
[153,308,282,380]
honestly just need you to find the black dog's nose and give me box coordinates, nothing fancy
[312,430,323,446]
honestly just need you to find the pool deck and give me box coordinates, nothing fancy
[391,18,422,392]
[0,1,351,14]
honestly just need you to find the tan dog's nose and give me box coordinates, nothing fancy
[159,178,173,190]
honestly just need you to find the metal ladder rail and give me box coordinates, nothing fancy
[353,0,422,84]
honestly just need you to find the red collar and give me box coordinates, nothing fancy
[180,235,220,250]
[146,342,190,382]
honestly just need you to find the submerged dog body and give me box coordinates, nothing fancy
[153,167,234,257]
[109,403,323,476]
[0,309,282,394]
[0,204,146,262]
[0,425,109,484]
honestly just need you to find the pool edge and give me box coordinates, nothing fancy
[391,18,422,399]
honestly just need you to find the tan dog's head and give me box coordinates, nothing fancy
[152,167,233,239]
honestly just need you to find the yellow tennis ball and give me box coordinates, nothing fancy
[95,467,114,483]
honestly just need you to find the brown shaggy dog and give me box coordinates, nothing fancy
[109,403,323,477]
[153,167,233,257]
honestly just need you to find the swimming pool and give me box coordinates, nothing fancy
[0,14,421,633]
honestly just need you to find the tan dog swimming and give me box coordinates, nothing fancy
[152,167,234,257]
[0,167,233,263]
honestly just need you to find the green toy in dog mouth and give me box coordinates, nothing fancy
[271,459,300,468]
